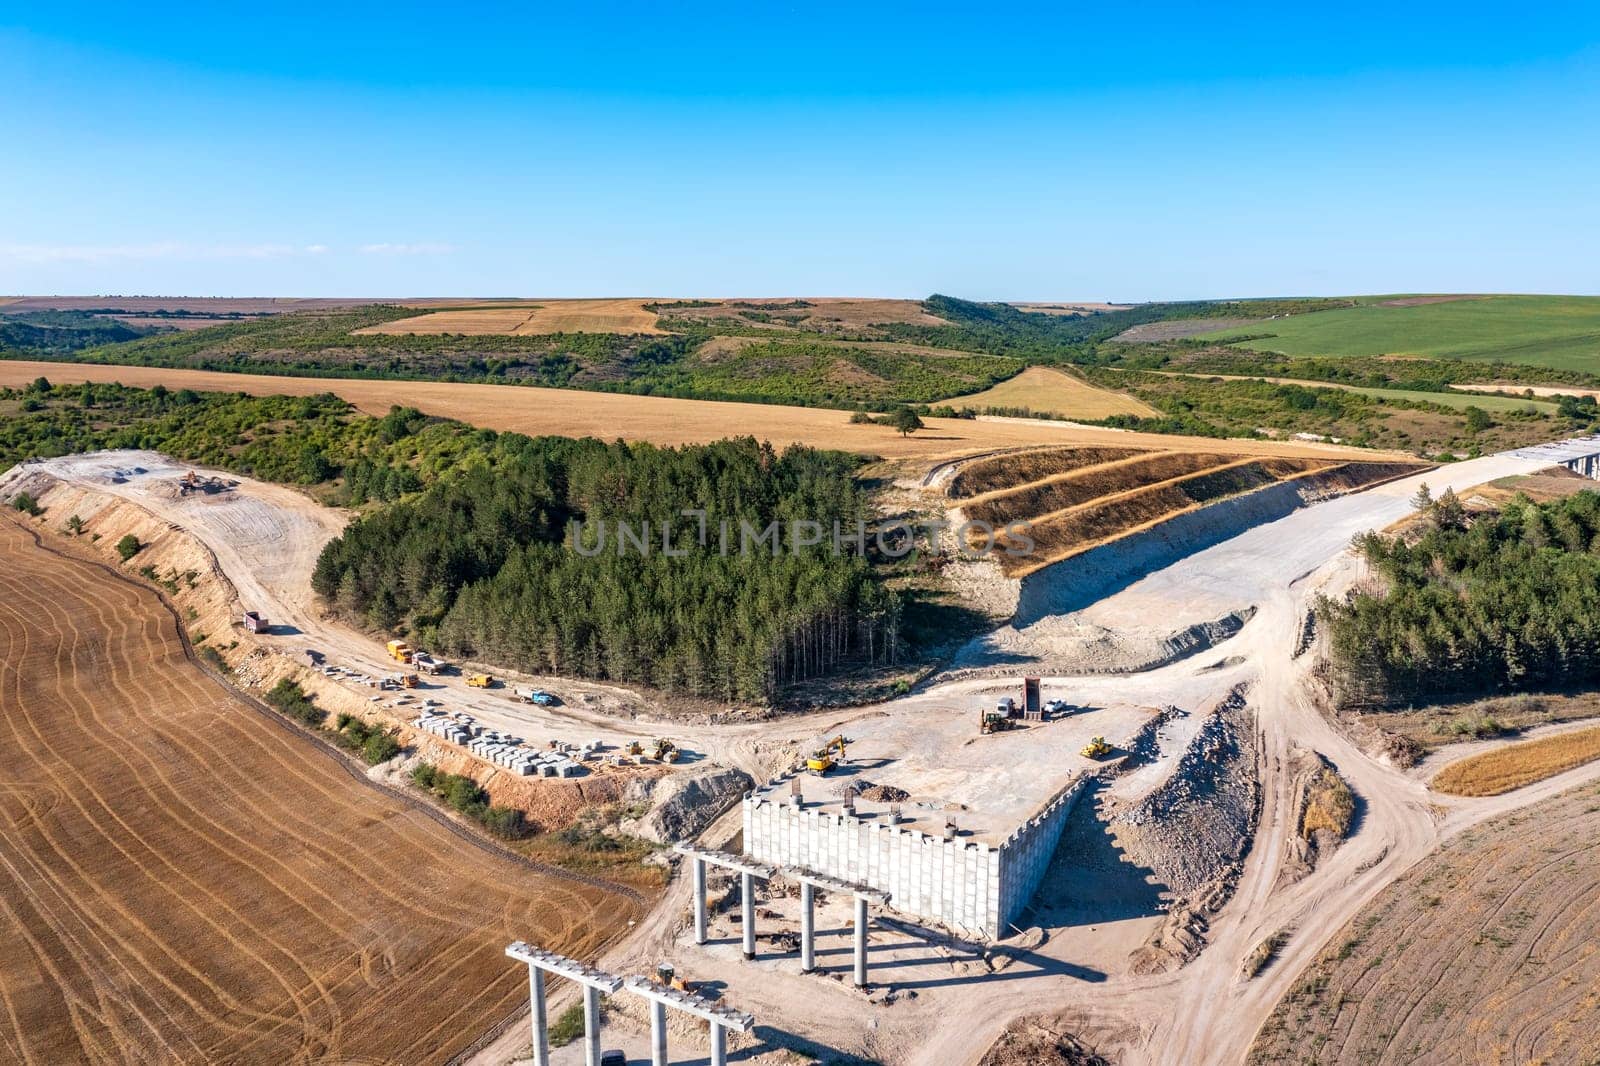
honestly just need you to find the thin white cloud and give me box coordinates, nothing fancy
[359,242,457,256]
[0,242,329,264]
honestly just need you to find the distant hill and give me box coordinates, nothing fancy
[1195,294,1600,372]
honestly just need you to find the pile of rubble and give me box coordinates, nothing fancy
[1109,687,1258,896]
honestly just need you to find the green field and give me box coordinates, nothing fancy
[1198,295,1600,372]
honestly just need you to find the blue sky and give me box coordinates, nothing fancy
[2,2,1597,300]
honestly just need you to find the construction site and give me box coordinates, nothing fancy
[8,425,1600,1066]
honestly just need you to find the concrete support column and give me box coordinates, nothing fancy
[582,984,601,1066]
[693,856,708,945]
[740,870,756,960]
[710,1020,728,1066]
[650,998,668,1066]
[853,894,869,988]
[800,881,816,973]
[528,966,550,1066]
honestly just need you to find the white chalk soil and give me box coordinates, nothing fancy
[17,445,1600,1066]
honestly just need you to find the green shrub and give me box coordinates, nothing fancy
[115,534,142,561]
[361,732,401,765]
[548,1003,587,1047]
[264,678,325,727]
[11,492,41,516]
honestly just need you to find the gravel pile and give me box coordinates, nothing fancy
[1109,687,1258,896]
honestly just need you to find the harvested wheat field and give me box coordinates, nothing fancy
[950,445,1425,576]
[942,366,1161,420]
[1432,724,1600,796]
[1249,782,1600,1065]
[0,516,646,1065]
[355,298,666,336]
[0,360,1405,465]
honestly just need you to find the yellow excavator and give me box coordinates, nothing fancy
[1080,736,1112,759]
[807,734,848,773]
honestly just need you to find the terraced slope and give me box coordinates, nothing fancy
[953,447,1424,577]
[0,517,646,1064]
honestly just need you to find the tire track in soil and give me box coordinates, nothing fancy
[0,515,650,1064]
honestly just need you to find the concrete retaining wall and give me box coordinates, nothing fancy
[995,776,1091,932]
[743,773,1090,939]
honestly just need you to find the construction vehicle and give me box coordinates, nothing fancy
[1022,677,1042,718]
[385,640,413,664]
[626,740,644,756]
[980,709,1016,735]
[412,652,444,674]
[654,962,696,993]
[466,673,494,688]
[511,686,558,706]
[1080,736,1112,759]
[242,610,269,634]
[399,673,420,689]
[806,734,847,773]
[996,696,1018,718]
[653,738,679,763]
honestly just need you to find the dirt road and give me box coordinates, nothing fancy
[6,438,1590,1066]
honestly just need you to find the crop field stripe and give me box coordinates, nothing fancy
[1431,724,1600,796]
[0,516,646,1063]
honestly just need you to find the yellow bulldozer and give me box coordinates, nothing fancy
[654,738,679,763]
[1080,736,1112,759]
[806,734,848,773]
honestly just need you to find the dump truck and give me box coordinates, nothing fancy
[511,686,558,706]
[385,640,413,664]
[1022,677,1042,718]
[807,734,847,773]
[466,673,494,688]
[412,652,443,674]
[1080,736,1112,759]
[242,610,269,634]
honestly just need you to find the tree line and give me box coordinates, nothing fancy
[312,434,901,702]
[1323,488,1600,707]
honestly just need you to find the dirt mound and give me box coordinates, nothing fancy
[1110,687,1259,896]
[978,1015,1111,1066]
[858,783,910,802]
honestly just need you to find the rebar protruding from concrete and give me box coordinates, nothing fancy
[854,895,869,987]
[693,855,708,945]
[800,881,816,973]
[528,966,549,1066]
[650,998,667,1066]
[741,870,756,959]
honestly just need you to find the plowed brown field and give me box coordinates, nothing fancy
[1249,782,1600,1065]
[0,517,646,1065]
